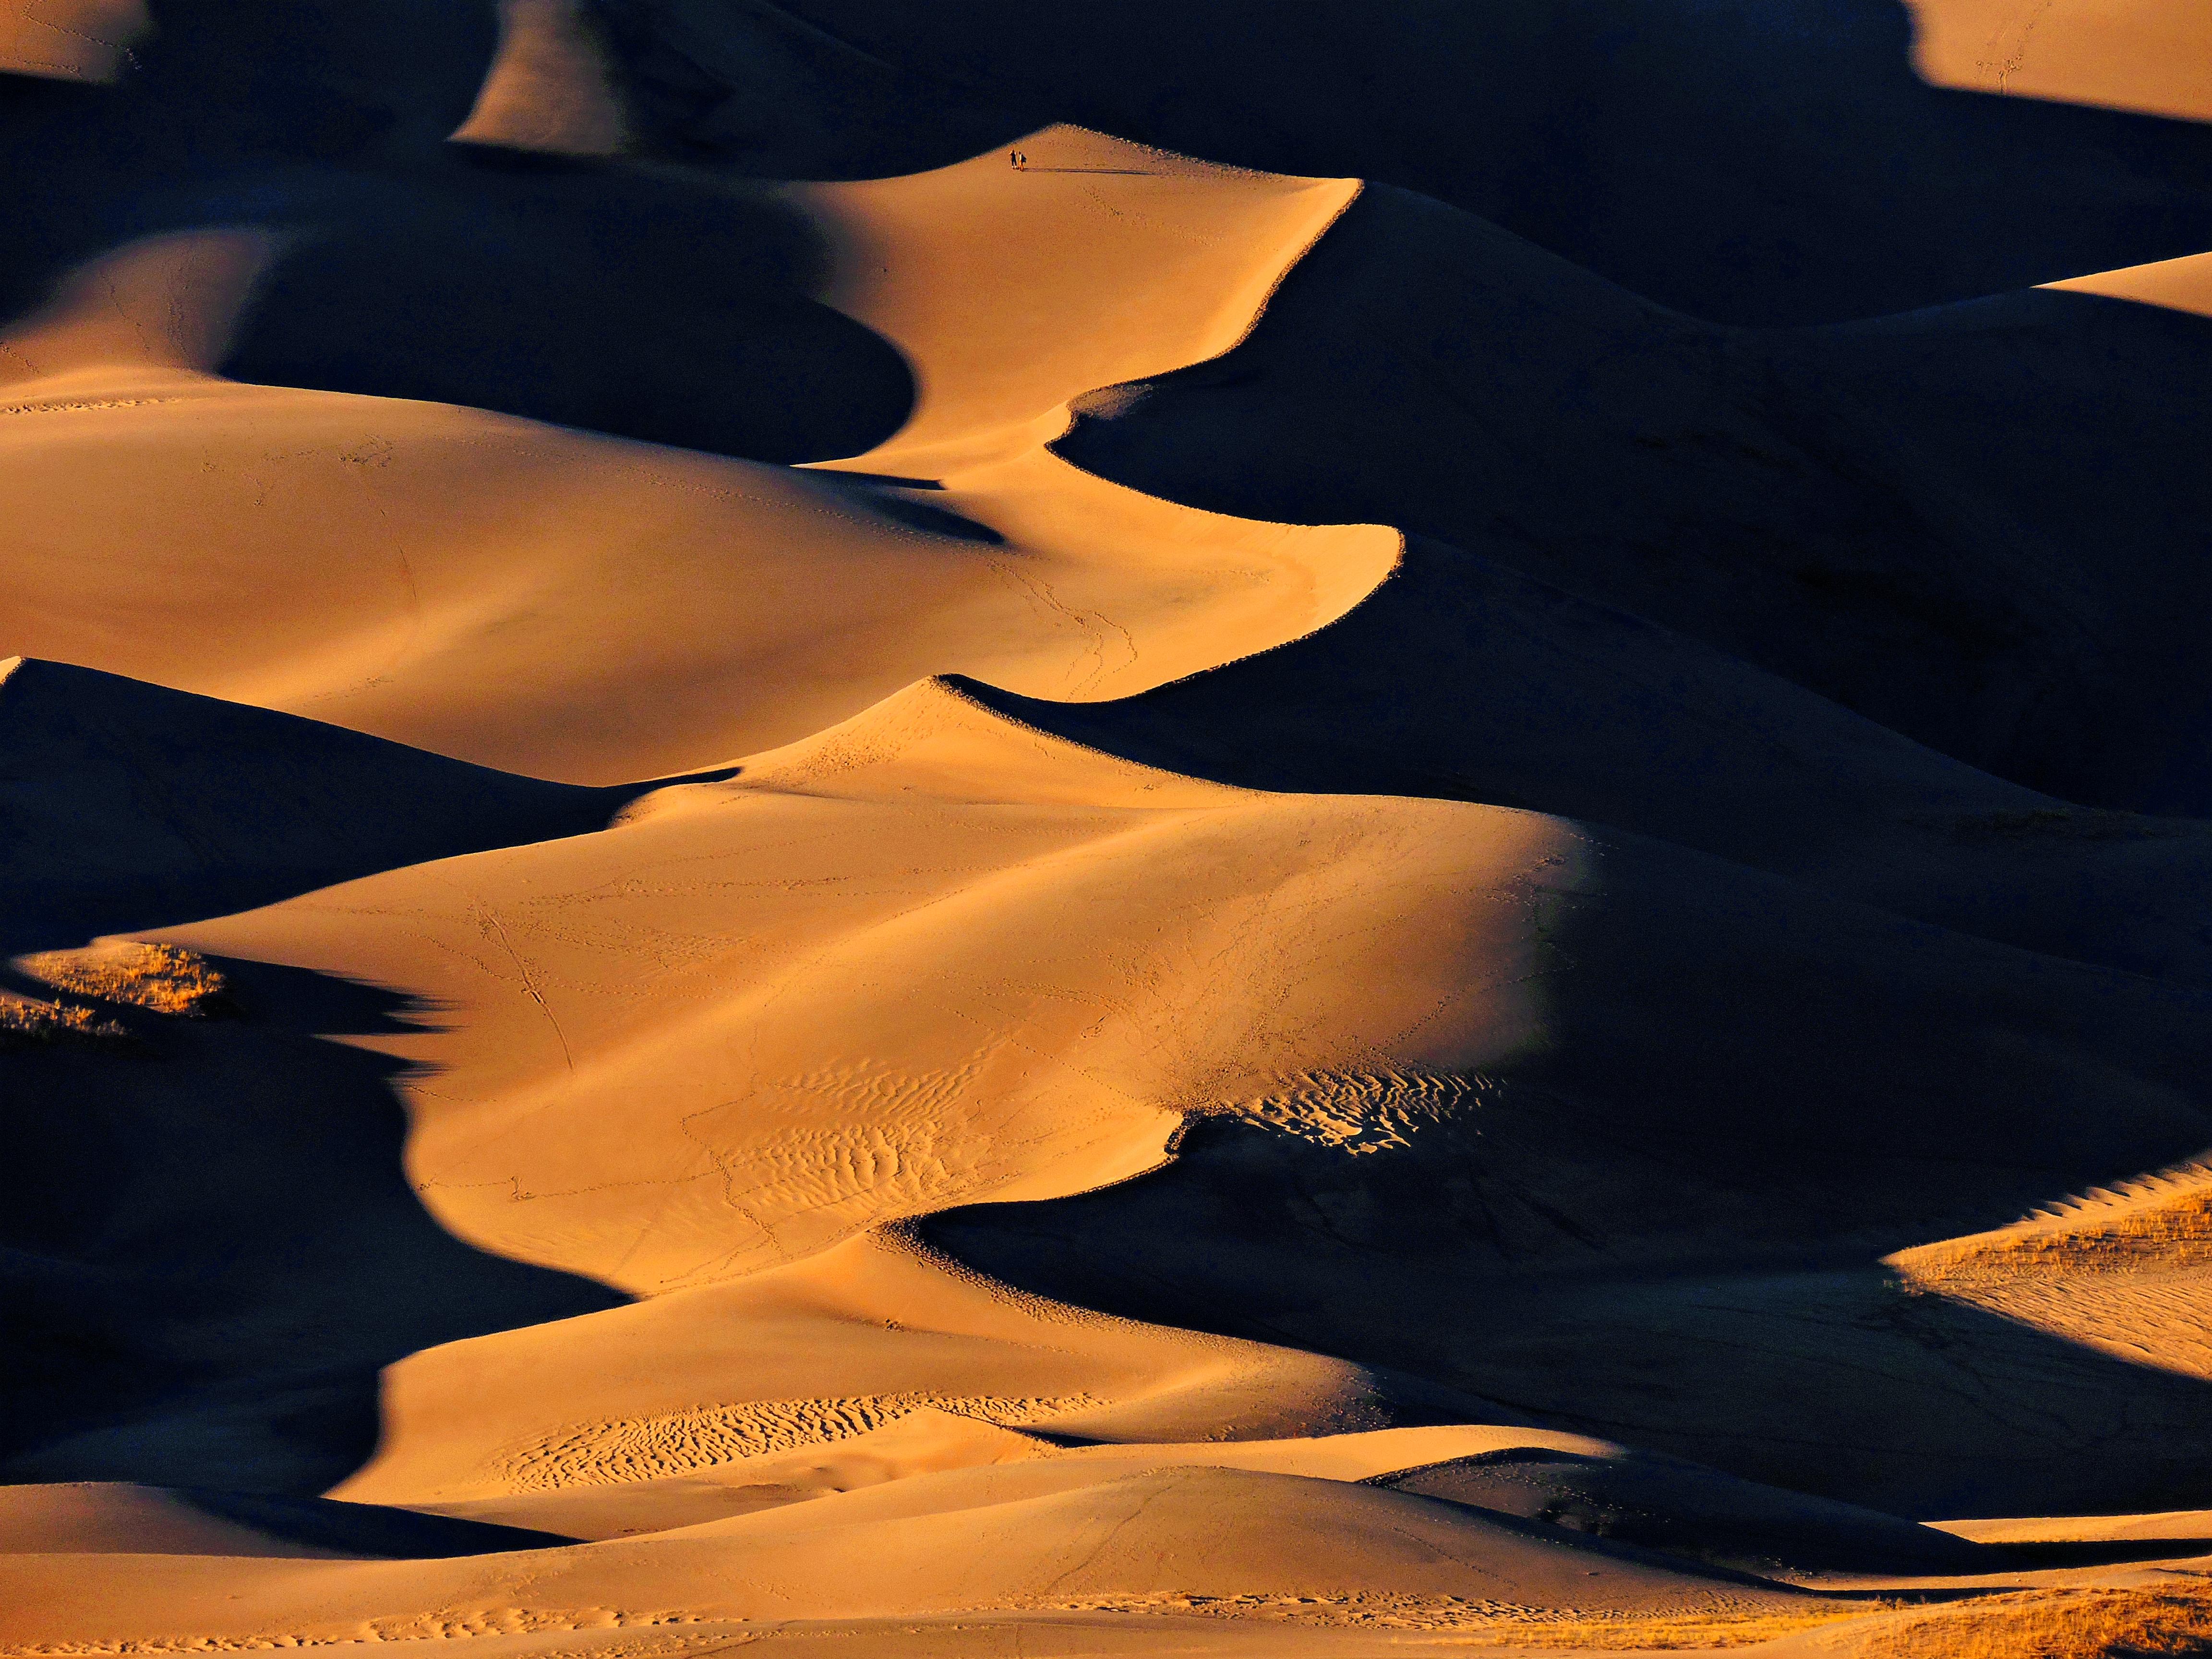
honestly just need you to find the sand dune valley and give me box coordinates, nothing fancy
[6,3,2212,1656]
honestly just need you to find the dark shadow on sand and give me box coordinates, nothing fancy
[1056,186,2212,815]
[0,0,914,464]
[0,953,631,1497]
[0,658,730,958]
[764,0,2212,325]
[924,842,2212,1519]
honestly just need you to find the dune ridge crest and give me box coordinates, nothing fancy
[8,7,2212,1654]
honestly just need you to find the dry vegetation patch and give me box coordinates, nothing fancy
[1895,1169,2212,1282]
[1839,1584,2212,1657]
[1040,1593,1890,1645]
[16,941,233,1017]
[0,991,132,1051]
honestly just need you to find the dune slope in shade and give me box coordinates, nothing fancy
[0,129,1393,782]
[7,7,2212,1652]
[957,540,2212,987]
[760,0,2212,323]
[1058,184,2212,812]
[0,655,638,950]
[12,673,2208,1521]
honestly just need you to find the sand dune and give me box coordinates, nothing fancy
[0,1465,1811,1648]
[0,374,1389,780]
[0,654,635,950]
[0,128,1392,781]
[1058,182,2212,812]
[14,673,2211,1522]
[791,126,1360,477]
[1910,0,2212,122]
[330,1227,1500,1521]
[960,541,2212,987]
[8,4,2212,1652]
[735,0,2212,323]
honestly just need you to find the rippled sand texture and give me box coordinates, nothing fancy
[5,4,2212,1656]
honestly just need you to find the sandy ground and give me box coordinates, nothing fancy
[4,6,2212,1657]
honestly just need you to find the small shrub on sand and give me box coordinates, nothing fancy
[16,942,233,1017]
[0,992,132,1051]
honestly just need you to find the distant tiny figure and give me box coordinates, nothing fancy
[1010,151,1028,170]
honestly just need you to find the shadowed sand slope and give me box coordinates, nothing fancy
[9,5,2212,1651]
[1058,184,2212,813]
[751,0,2212,324]
[20,676,2212,1522]
[955,543,2212,987]
[0,655,639,950]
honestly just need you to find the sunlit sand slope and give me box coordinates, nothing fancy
[0,130,1390,783]
[1057,184,2212,813]
[746,0,2212,322]
[16,675,2210,1522]
[8,3,2212,1650]
[1910,0,2212,122]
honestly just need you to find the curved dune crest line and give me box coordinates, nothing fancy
[333,1226,1503,1517]
[0,1463,1808,1646]
[790,124,1364,477]
[2046,247,2212,319]
[1908,0,2212,123]
[0,369,1395,781]
[161,677,1567,1294]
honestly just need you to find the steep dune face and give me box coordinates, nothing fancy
[0,127,1393,782]
[0,656,636,950]
[9,2,2212,1650]
[1058,184,2212,813]
[748,0,2212,324]
[961,542,2212,988]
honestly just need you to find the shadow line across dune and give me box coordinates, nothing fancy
[0,953,631,1497]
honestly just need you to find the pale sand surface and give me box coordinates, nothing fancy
[2048,248,2212,317]
[0,0,143,83]
[7,15,2212,1659]
[0,131,1391,783]
[1910,0,2212,121]
[0,373,1387,781]
[791,127,1361,477]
